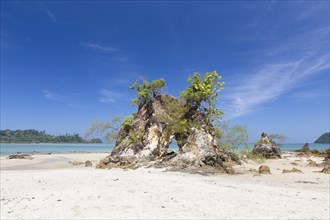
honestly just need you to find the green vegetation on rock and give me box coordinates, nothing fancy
[87,71,246,154]
[130,78,166,108]
[180,71,224,123]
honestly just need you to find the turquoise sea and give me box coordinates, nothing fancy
[0,143,329,155]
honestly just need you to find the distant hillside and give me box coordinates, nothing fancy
[0,129,102,144]
[314,132,330,144]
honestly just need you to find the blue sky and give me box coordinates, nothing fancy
[1,1,329,143]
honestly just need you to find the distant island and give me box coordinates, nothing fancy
[0,129,102,144]
[314,132,330,144]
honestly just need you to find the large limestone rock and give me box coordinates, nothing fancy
[253,132,281,159]
[98,95,239,173]
[102,95,173,166]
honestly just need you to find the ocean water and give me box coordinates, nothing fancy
[0,143,329,155]
[0,143,113,155]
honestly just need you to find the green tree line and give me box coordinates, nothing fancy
[0,129,102,144]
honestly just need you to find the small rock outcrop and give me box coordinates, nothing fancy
[253,132,281,159]
[295,143,311,155]
[324,148,330,166]
[69,160,83,166]
[295,144,330,158]
[8,154,33,160]
[258,165,271,174]
[85,160,93,167]
[98,95,239,174]
[307,159,323,167]
[282,167,302,174]
[320,167,330,174]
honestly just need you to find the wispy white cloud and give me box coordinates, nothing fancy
[45,8,56,23]
[38,2,57,24]
[99,89,124,103]
[84,42,116,53]
[222,27,329,119]
[43,90,64,101]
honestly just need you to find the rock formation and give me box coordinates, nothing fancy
[8,154,33,160]
[253,132,281,159]
[282,167,302,174]
[295,143,311,155]
[295,144,330,158]
[320,167,330,174]
[258,165,271,174]
[97,94,239,174]
[85,160,93,167]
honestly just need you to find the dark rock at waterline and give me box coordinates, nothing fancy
[253,143,281,159]
[295,143,310,155]
[296,146,330,158]
[8,154,33,160]
[324,148,330,159]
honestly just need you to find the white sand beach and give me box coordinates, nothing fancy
[1,152,329,219]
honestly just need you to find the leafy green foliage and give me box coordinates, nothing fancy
[130,78,166,107]
[215,121,248,152]
[154,95,197,143]
[86,71,227,146]
[120,116,145,145]
[0,129,86,143]
[180,71,224,122]
[127,128,144,146]
[121,116,134,128]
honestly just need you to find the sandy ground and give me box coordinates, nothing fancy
[0,152,329,219]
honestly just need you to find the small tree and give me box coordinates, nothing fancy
[85,115,123,144]
[268,134,288,143]
[216,121,249,152]
[180,71,224,123]
[130,78,166,108]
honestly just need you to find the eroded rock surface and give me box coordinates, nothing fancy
[98,95,239,173]
[85,160,93,167]
[8,154,33,160]
[258,165,271,174]
[282,167,302,174]
[295,143,311,155]
[253,133,281,159]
